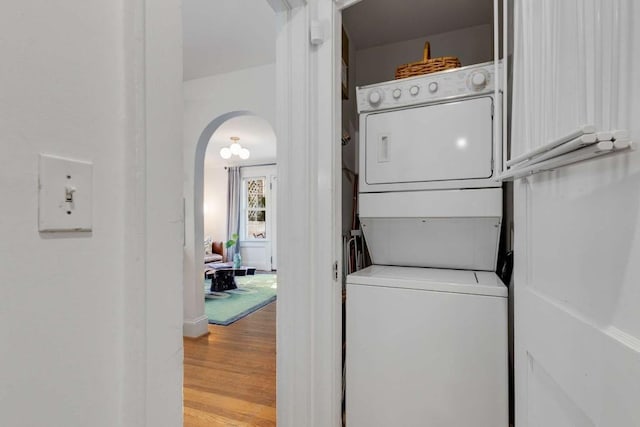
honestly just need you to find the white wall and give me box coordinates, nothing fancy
[183,63,276,336]
[203,164,228,244]
[0,0,183,426]
[355,24,493,86]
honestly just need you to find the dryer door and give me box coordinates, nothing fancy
[364,96,494,186]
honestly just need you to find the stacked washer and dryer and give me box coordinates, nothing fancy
[346,62,508,426]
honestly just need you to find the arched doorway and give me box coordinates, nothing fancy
[184,110,277,336]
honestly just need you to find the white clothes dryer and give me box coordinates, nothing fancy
[357,61,503,193]
[355,62,504,271]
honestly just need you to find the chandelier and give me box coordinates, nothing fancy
[219,136,250,160]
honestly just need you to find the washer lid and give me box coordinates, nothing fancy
[347,265,507,298]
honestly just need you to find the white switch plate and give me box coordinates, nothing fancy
[38,154,93,232]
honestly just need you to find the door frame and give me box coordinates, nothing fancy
[238,165,277,271]
[273,0,509,425]
[140,0,184,425]
[142,0,345,424]
[143,0,514,425]
[270,174,278,270]
[274,0,343,425]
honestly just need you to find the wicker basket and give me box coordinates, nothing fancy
[395,42,461,80]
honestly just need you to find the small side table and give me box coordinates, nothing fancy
[205,265,257,292]
[209,269,238,292]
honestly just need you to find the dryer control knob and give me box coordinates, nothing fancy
[392,88,402,99]
[471,72,487,89]
[368,90,383,105]
[409,85,420,96]
[428,82,438,93]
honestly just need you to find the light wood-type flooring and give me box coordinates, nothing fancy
[183,302,276,426]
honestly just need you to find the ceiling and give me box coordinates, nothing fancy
[204,115,277,167]
[343,0,493,50]
[183,0,492,80]
[182,0,276,81]
[188,0,491,164]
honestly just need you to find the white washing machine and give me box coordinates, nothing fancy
[346,62,508,426]
[346,265,508,427]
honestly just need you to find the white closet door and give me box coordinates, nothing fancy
[512,1,640,426]
[239,165,277,271]
[270,175,277,270]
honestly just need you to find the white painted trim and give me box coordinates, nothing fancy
[266,0,287,12]
[143,0,184,425]
[275,5,311,426]
[239,164,277,253]
[122,1,148,425]
[334,0,363,10]
[238,161,275,275]
[183,315,210,338]
[270,174,278,270]
[275,0,342,425]
[268,0,308,12]
[502,0,509,173]
[315,1,343,424]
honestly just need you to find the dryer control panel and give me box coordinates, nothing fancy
[357,61,501,113]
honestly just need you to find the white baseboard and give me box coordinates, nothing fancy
[183,315,209,338]
[255,263,270,272]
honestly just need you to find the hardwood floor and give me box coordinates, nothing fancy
[184,302,276,427]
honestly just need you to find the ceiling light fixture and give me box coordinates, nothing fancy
[219,136,250,160]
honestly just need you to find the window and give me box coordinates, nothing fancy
[245,177,267,239]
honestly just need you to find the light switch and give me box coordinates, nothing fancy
[38,154,93,232]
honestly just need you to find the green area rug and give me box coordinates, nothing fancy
[204,273,277,326]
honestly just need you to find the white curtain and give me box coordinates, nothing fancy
[226,166,241,261]
[512,0,633,156]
